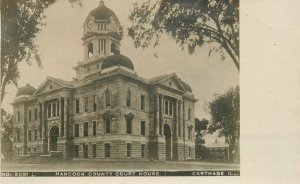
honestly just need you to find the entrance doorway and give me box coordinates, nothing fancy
[164,124,172,160]
[49,126,59,151]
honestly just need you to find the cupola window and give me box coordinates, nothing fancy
[88,42,93,58]
[98,24,107,30]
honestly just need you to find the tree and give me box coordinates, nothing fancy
[208,86,239,161]
[1,109,14,161]
[195,118,210,159]
[128,0,239,70]
[0,0,81,102]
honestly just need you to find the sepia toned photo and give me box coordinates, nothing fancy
[1,0,240,177]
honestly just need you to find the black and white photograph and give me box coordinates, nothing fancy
[1,0,299,183]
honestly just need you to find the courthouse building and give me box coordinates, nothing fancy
[12,1,196,161]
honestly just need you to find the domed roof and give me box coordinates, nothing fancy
[16,84,36,96]
[101,53,134,70]
[89,1,118,21]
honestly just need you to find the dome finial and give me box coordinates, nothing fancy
[99,0,104,6]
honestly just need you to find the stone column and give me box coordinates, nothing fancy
[59,98,64,137]
[162,95,166,134]
[155,94,160,136]
[38,103,42,139]
[64,97,68,138]
[178,100,181,137]
[41,101,47,153]
[159,94,163,135]
[175,99,178,137]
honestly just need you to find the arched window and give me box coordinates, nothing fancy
[87,42,93,57]
[105,90,111,107]
[111,42,117,54]
[126,90,131,107]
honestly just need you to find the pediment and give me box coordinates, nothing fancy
[159,75,186,92]
[34,77,71,95]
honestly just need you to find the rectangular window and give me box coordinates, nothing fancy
[104,143,110,158]
[57,102,59,116]
[169,101,173,115]
[105,117,111,134]
[92,144,97,158]
[74,145,79,158]
[34,108,38,121]
[34,129,37,141]
[16,130,20,142]
[93,95,97,112]
[28,110,32,121]
[17,111,20,123]
[83,144,88,158]
[93,121,97,136]
[188,127,192,140]
[141,95,145,110]
[126,118,132,134]
[33,147,37,152]
[52,103,56,116]
[74,124,79,137]
[127,143,132,157]
[84,96,88,112]
[75,98,80,113]
[189,147,192,157]
[188,108,191,120]
[28,130,32,142]
[165,100,168,114]
[141,144,145,158]
[48,104,51,117]
[83,122,89,137]
[141,121,145,136]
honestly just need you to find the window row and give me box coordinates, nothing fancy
[18,108,38,123]
[73,143,146,159]
[73,119,146,137]
[164,99,173,115]
[75,91,146,114]
[27,129,38,142]
[87,39,107,58]
[75,95,97,113]
[47,102,60,118]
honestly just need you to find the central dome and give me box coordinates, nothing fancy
[89,1,118,21]
[101,53,134,71]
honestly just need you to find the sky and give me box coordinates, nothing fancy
[2,0,239,121]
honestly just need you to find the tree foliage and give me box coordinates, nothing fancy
[1,109,14,160]
[208,86,239,161]
[195,118,210,159]
[128,0,239,70]
[1,0,81,102]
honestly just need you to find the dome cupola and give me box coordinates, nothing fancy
[88,1,117,21]
[16,83,36,97]
[101,51,134,71]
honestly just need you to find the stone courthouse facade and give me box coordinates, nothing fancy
[12,1,196,161]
